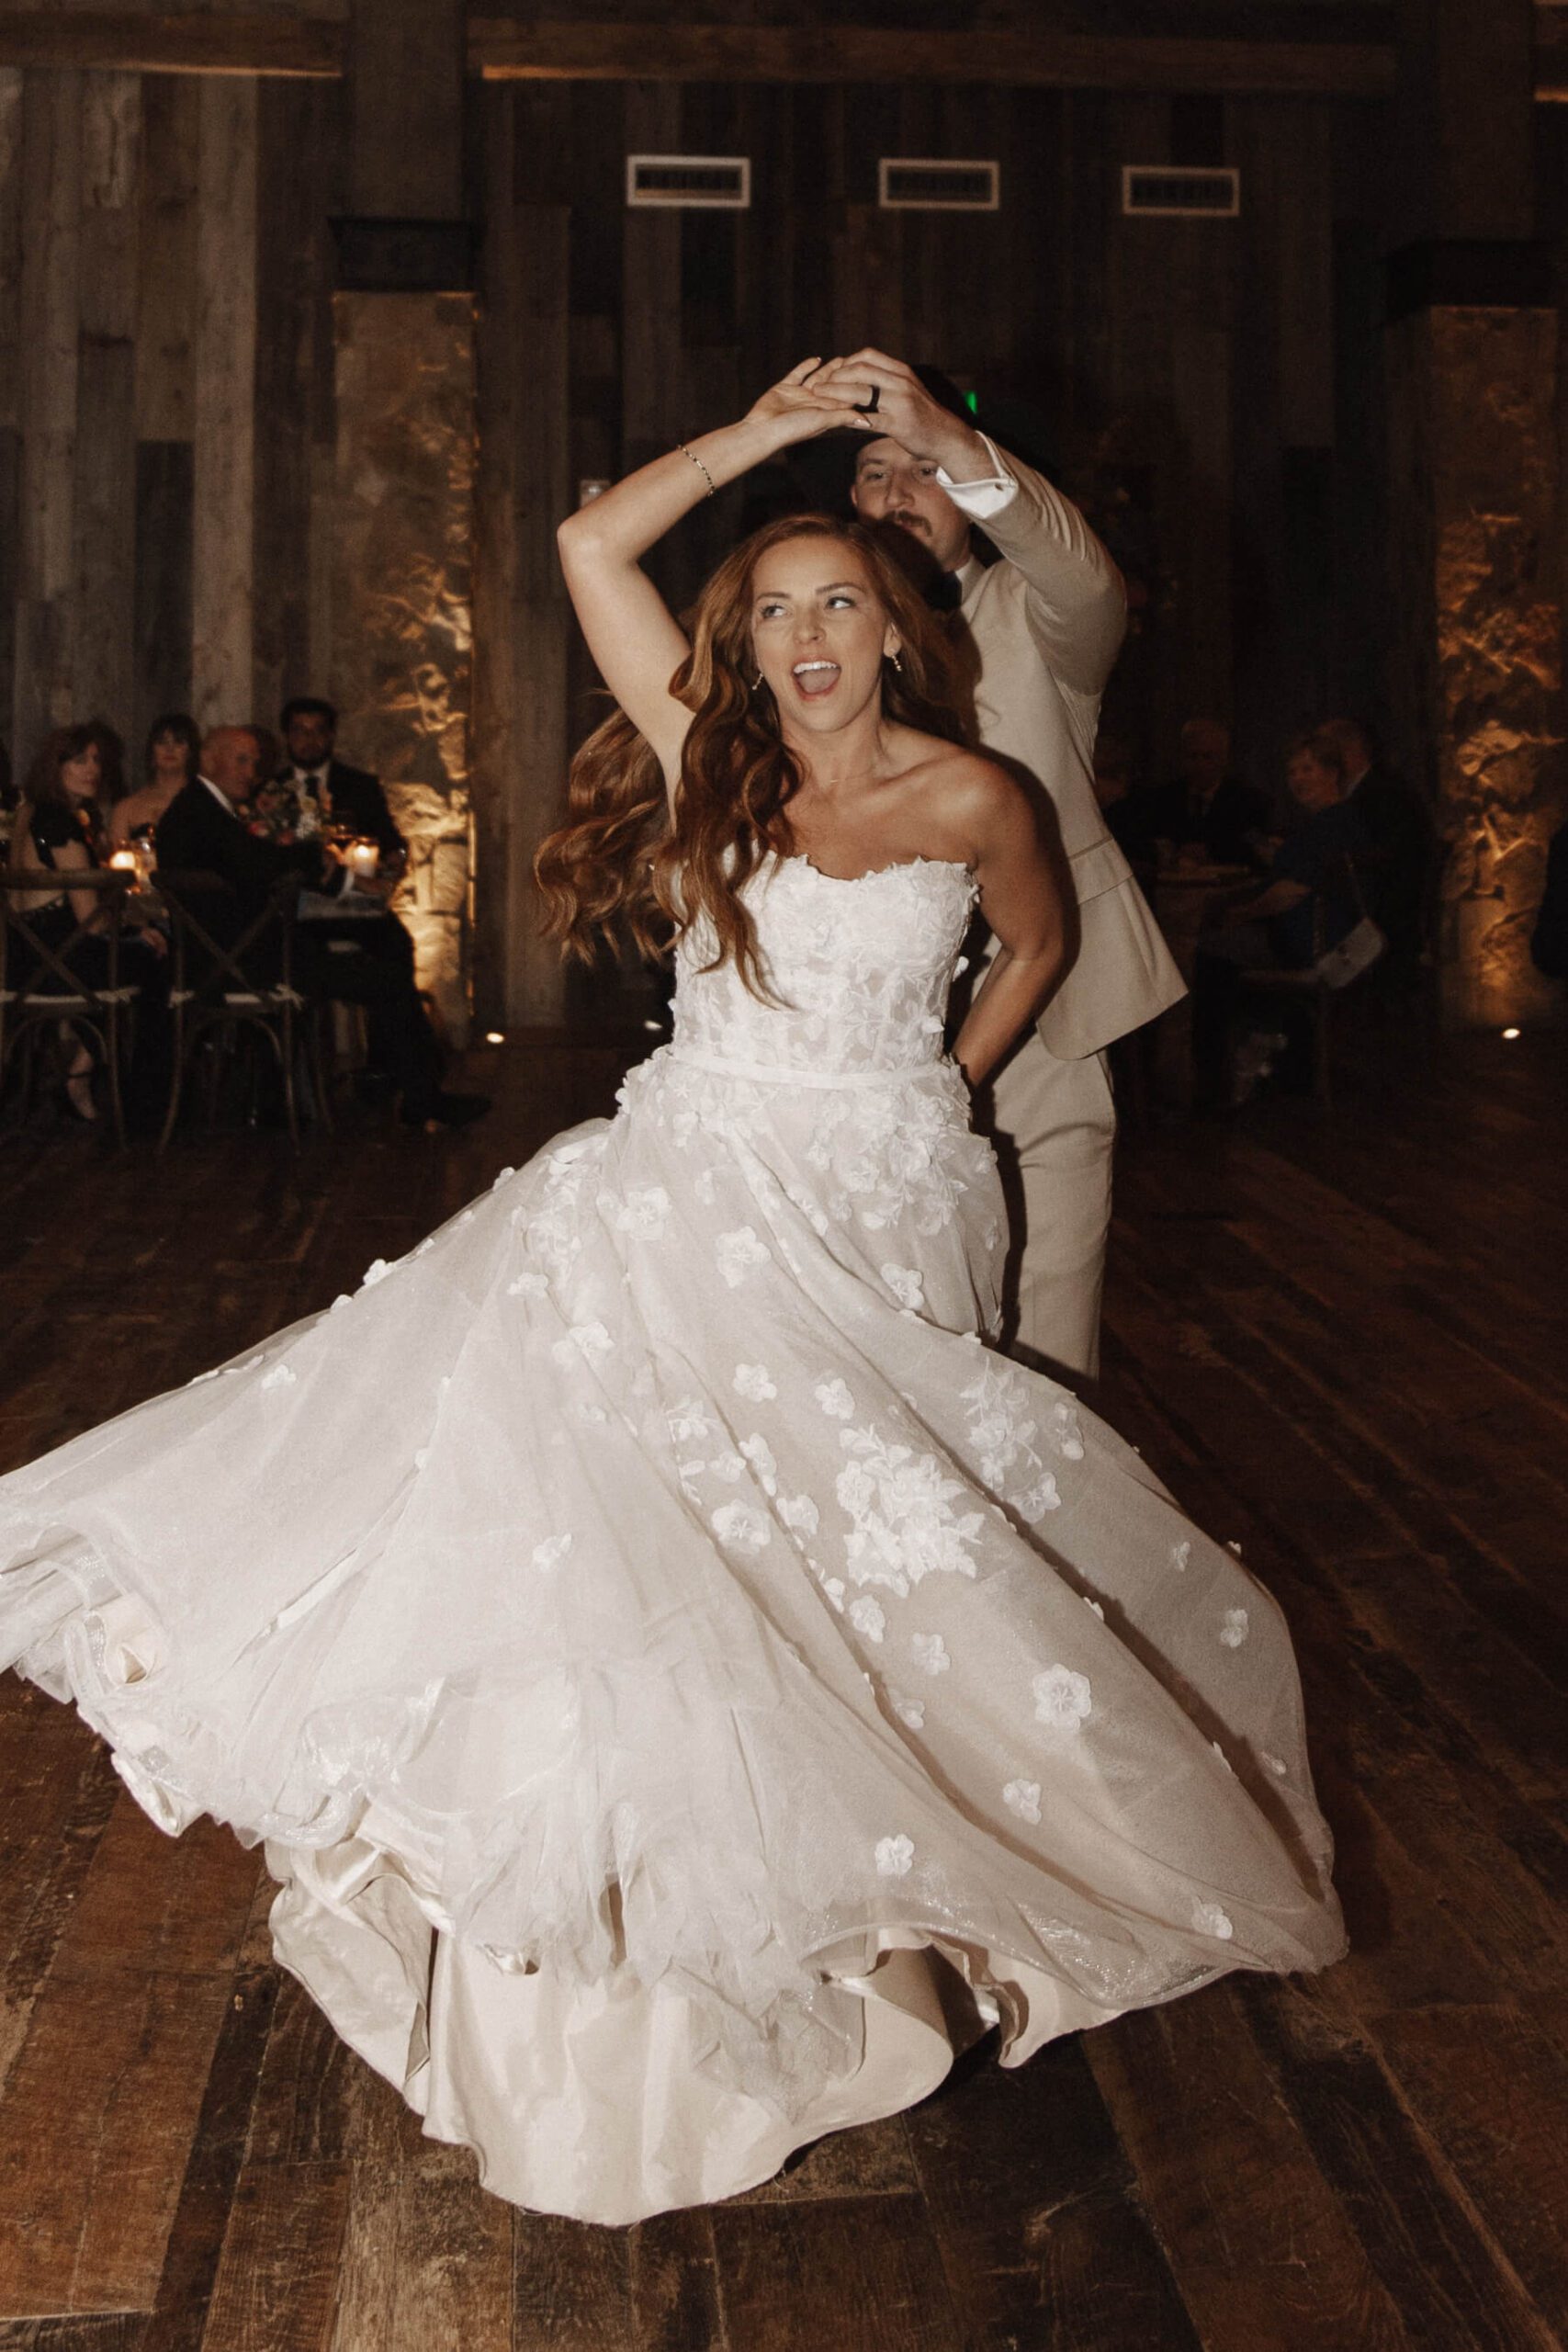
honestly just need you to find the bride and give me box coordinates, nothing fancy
[0,362,1344,2226]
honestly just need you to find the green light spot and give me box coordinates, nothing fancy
[964,390,979,413]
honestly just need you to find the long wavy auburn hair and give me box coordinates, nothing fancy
[535,514,976,997]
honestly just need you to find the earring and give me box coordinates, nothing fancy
[750,670,764,689]
[888,647,903,673]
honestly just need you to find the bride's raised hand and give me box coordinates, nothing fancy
[744,358,869,441]
[558,359,863,789]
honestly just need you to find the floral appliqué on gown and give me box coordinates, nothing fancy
[0,854,1345,2223]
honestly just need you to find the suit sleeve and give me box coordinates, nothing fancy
[372,784,405,860]
[164,796,321,899]
[943,436,1127,698]
[347,767,406,860]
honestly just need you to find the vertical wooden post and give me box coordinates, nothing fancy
[73,71,140,739]
[346,0,464,223]
[513,193,570,1027]
[333,0,476,1037]
[1390,0,1535,248]
[131,74,197,748]
[14,72,82,763]
[621,85,682,479]
[471,84,573,1030]
[191,77,257,731]
[0,66,24,769]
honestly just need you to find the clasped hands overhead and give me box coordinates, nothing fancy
[746,348,979,472]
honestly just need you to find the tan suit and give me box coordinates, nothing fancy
[944,444,1185,1384]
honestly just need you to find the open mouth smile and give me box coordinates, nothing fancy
[791,661,841,699]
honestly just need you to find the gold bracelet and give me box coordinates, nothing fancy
[676,441,716,498]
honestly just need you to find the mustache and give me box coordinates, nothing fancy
[886,510,930,535]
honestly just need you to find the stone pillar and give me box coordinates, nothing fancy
[1386,292,1563,1027]
[328,0,475,1042]
[1383,0,1566,1026]
[331,290,474,1042]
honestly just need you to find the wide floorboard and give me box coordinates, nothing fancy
[0,1024,1563,2352]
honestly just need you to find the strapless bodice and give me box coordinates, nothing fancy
[669,855,976,1082]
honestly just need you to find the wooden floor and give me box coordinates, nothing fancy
[0,1022,1564,2352]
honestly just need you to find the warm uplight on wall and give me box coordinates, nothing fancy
[1501,1027,1521,1040]
[485,1031,505,1045]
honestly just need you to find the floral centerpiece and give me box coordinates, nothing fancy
[246,776,326,847]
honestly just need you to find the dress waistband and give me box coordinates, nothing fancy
[665,1043,945,1091]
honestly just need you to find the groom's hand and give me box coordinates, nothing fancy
[819,349,992,478]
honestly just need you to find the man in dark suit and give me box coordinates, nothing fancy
[279,696,405,862]
[276,695,431,1023]
[276,694,431,1010]
[1147,718,1271,870]
[155,726,321,917]
[157,727,486,1128]
[1321,718,1434,981]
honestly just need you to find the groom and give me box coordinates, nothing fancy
[840,350,1184,1384]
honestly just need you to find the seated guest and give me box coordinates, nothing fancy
[1091,733,1158,885]
[253,763,424,1022]
[278,695,405,865]
[271,695,423,995]
[1193,728,1371,1103]
[1148,718,1271,870]
[156,726,487,1130]
[9,725,169,1122]
[1320,718,1433,979]
[11,728,105,902]
[109,711,201,848]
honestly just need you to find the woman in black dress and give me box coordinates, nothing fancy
[10,725,166,1121]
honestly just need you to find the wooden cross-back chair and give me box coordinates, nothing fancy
[1239,853,1381,1109]
[158,869,331,1152]
[0,868,137,1145]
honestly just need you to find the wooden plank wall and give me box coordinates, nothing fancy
[0,68,20,784]
[1,65,342,792]
[2,67,1382,1012]
[471,75,1382,1018]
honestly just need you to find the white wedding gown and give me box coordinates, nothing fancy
[0,854,1344,2223]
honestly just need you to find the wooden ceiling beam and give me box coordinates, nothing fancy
[1531,15,1568,100]
[468,21,1397,96]
[0,10,343,78]
[15,14,1568,105]
[0,12,1398,96]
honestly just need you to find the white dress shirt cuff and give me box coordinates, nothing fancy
[935,432,1019,521]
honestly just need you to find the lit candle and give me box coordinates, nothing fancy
[107,848,138,872]
[347,838,379,880]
